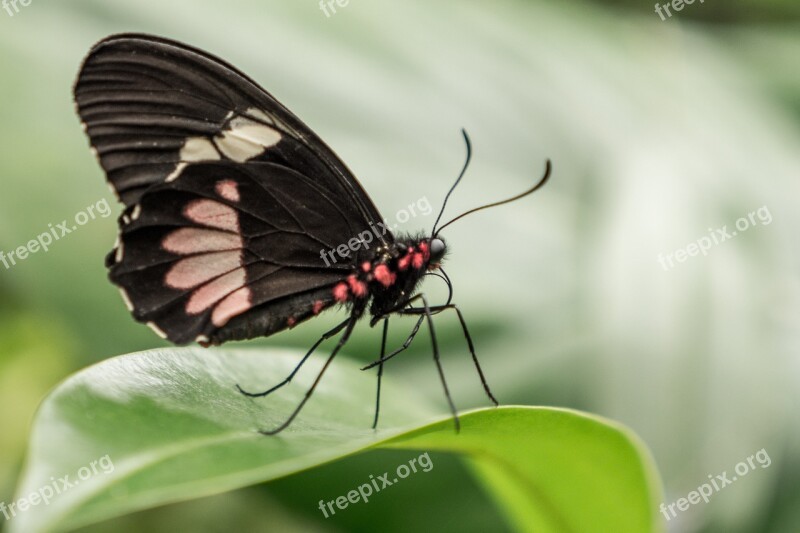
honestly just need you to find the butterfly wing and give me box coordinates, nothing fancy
[74,33,388,244]
[110,160,378,345]
[74,34,393,344]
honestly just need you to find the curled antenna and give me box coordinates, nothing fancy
[425,268,454,307]
[434,159,552,237]
[431,129,472,237]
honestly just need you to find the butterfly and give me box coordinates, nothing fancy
[74,34,551,434]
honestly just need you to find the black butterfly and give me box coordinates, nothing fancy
[74,34,551,434]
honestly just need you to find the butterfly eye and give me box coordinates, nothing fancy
[429,238,446,262]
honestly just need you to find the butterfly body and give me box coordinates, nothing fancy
[210,233,445,346]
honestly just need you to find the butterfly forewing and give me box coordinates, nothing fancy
[74,33,388,240]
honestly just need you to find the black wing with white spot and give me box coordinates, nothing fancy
[74,33,388,245]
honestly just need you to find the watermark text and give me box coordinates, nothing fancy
[655,0,705,21]
[658,205,772,271]
[318,452,433,518]
[660,448,771,521]
[0,198,111,270]
[319,196,432,267]
[2,0,33,17]
[319,0,350,18]
[1,454,114,521]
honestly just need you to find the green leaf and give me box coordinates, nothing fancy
[10,348,663,533]
[383,408,664,533]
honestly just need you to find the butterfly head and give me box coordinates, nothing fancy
[427,237,446,269]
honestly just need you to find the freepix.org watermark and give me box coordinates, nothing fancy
[658,205,772,271]
[319,196,432,267]
[1,454,114,522]
[660,448,771,521]
[2,0,32,17]
[655,0,705,21]
[0,198,112,270]
[318,452,434,518]
[319,0,350,18]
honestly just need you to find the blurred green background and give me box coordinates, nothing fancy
[1,0,798,531]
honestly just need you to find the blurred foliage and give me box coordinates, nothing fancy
[1,0,798,531]
[0,289,75,511]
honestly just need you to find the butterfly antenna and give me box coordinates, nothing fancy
[431,129,472,236]
[425,268,454,307]
[434,159,551,236]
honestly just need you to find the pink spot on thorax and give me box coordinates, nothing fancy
[184,199,239,232]
[418,241,430,261]
[398,254,411,271]
[373,264,396,287]
[412,252,424,269]
[215,179,241,202]
[361,261,372,272]
[347,274,368,298]
[333,282,349,302]
[313,300,325,315]
[287,317,297,327]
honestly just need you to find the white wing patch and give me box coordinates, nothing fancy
[169,108,281,184]
[119,287,134,311]
[180,137,220,162]
[147,321,168,339]
[166,162,188,183]
[213,115,281,161]
[245,108,275,125]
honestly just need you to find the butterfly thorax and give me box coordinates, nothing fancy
[327,235,445,320]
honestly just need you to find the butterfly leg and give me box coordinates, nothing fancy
[360,315,425,370]
[366,296,460,431]
[259,314,359,435]
[236,317,350,398]
[400,303,498,406]
[372,318,389,429]
[362,290,453,369]
[368,293,427,327]
[434,304,498,406]
[418,293,460,432]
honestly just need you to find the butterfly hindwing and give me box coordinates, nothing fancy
[74,33,388,244]
[110,161,360,344]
